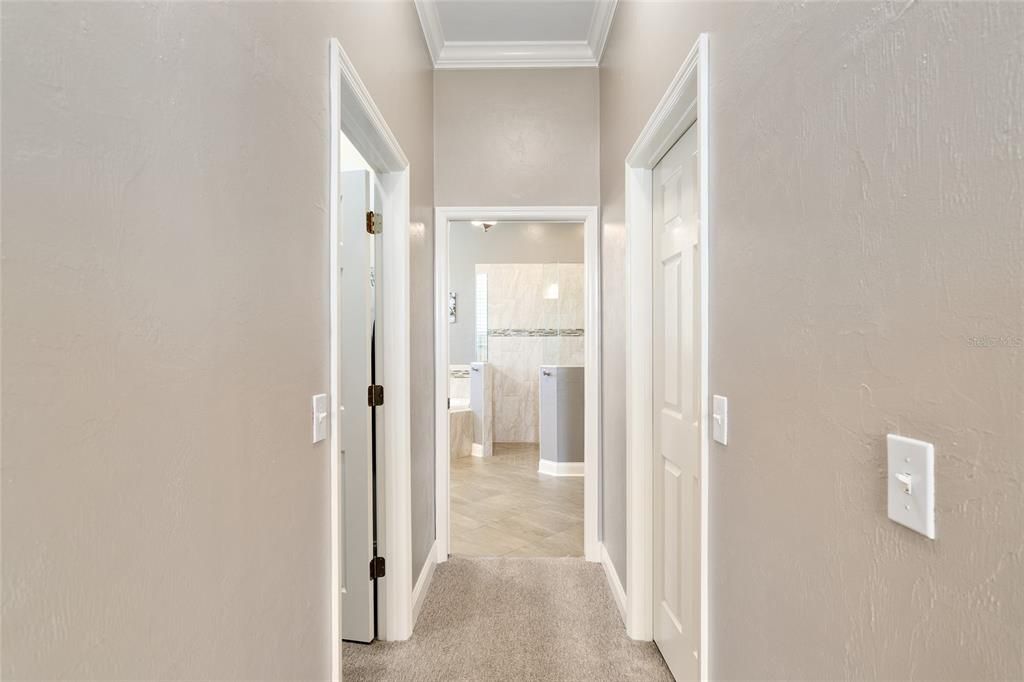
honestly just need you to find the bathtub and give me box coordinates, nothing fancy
[449,402,473,460]
[448,362,492,460]
[449,365,473,460]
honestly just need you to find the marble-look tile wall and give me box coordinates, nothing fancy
[449,409,473,460]
[449,365,470,407]
[477,263,584,443]
[469,362,493,457]
[448,365,473,459]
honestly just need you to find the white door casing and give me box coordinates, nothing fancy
[623,32,708,681]
[433,206,602,566]
[652,125,701,681]
[329,39,413,680]
[339,171,376,643]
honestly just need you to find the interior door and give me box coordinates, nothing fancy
[339,170,375,643]
[652,122,702,681]
[369,176,385,638]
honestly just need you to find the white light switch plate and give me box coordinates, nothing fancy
[712,395,728,445]
[886,434,935,539]
[312,394,328,444]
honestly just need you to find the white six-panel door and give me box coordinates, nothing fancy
[652,122,702,681]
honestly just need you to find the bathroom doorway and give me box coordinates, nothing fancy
[434,207,601,564]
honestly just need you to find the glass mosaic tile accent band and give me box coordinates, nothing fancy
[488,328,584,337]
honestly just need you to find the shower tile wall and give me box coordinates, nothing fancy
[449,365,470,405]
[478,263,584,443]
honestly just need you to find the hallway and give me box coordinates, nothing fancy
[3,1,1022,680]
[342,557,671,681]
[451,443,584,557]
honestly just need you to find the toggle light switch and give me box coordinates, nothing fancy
[712,395,728,445]
[886,434,935,539]
[312,394,329,444]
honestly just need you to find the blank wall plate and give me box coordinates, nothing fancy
[886,434,935,539]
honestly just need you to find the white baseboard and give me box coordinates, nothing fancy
[538,458,584,477]
[600,542,627,625]
[411,540,438,628]
[470,442,495,457]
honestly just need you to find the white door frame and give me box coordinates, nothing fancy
[329,38,413,680]
[433,206,602,565]
[624,34,710,679]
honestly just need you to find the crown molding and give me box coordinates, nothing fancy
[414,0,617,70]
[413,0,445,65]
[436,41,596,69]
[587,0,617,65]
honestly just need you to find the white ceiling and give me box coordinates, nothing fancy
[415,0,617,69]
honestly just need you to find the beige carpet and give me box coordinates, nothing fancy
[342,557,673,681]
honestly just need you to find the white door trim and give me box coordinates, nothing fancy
[623,33,709,680]
[329,38,413,675]
[414,0,617,69]
[537,459,585,477]
[434,206,602,565]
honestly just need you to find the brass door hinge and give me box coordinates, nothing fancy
[366,211,381,235]
[367,384,384,407]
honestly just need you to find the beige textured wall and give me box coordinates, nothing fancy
[1,2,433,679]
[601,1,1023,679]
[434,68,600,206]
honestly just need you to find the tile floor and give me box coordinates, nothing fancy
[451,442,584,557]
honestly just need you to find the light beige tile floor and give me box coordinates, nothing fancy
[451,442,583,557]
